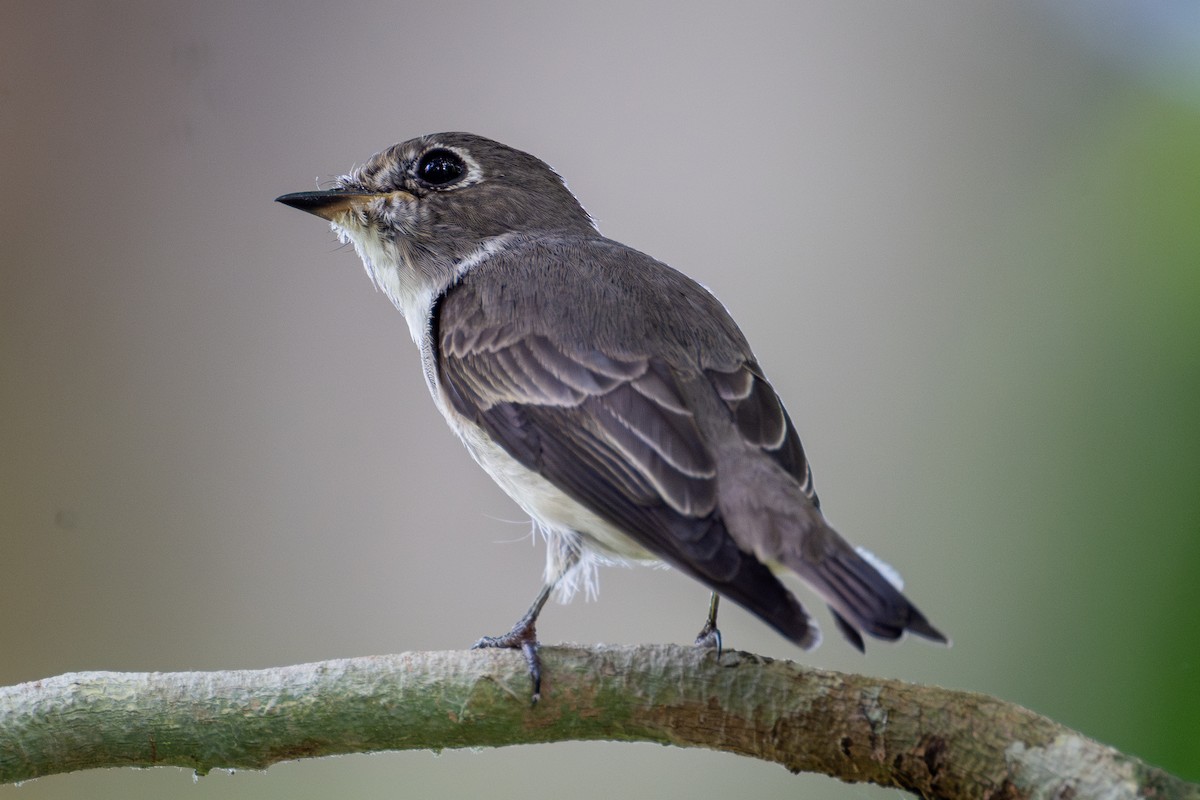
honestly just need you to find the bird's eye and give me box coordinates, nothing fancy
[416,149,466,186]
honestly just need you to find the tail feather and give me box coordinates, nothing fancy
[830,608,866,653]
[704,555,822,650]
[670,526,823,650]
[787,535,948,649]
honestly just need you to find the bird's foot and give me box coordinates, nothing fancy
[694,592,723,654]
[473,617,542,704]
[694,619,723,654]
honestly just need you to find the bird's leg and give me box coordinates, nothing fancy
[694,591,723,653]
[472,533,582,703]
[472,582,552,703]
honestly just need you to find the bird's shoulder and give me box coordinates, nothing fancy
[439,233,751,370]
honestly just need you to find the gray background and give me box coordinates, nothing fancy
[3,2,1198,797]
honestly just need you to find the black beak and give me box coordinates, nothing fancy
[275,189,376,221]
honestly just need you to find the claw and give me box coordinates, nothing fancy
[694,622,722,654]
[694,592,723,655]
[474,618,542,703]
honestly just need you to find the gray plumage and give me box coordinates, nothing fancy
[277,132,946,681]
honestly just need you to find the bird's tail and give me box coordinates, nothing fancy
[782,530,948,652]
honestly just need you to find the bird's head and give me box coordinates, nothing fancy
[277,133,595,312]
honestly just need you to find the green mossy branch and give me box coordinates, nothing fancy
[1,644,1194,799]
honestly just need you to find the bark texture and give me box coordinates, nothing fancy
[1,644,1193,799]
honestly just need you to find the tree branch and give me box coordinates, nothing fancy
[1,644,1193,798]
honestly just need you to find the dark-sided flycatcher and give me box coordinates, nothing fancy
[278,133,946,699]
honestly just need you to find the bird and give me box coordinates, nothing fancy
[276,132,946,700]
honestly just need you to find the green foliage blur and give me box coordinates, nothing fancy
[973,89,1200,779]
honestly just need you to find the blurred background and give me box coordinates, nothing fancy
[2,1,1197,797]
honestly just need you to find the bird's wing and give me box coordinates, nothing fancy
[433,242,819,647]
[706,362,819,507]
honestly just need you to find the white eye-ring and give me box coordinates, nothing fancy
[414,145,481,189]
[416,149,464,185]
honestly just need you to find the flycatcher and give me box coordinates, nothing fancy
[277,133,946,699]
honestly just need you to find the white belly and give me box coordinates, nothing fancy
[452,409,663,601]
[456,419,654,559]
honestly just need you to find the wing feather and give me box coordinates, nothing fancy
[709,365,817,505]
